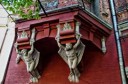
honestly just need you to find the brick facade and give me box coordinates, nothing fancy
[5,33,122,84]
[3,0,128,84]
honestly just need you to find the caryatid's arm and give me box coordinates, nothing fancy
[55,36,65,49]
[31,28,36,40]
[73,21,81,49]
[28,28,36,56]
[28,39,35,56]
[14,42,21,64]
[73,34,81,49]
[56,24,65,49]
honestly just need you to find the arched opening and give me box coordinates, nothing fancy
[33,37,103,83]
[34,37,70,83]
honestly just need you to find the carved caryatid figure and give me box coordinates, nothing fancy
[55,22,85,83]
[15,28,40,83]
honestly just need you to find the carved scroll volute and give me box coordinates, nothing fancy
[55,21,85,83]
[15,28,41,83]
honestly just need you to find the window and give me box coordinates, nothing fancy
[40,0,58,11]
[115,0,128,22]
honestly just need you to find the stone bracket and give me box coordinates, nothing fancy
[15,28,41,83]
[101,36,106,53]
[125,67,128,78]
[56,20,85,83]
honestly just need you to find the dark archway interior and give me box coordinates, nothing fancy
[33,37,104,84]
[34,37,59,74]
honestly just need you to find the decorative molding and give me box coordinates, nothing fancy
[63,22,72,31]
[118,21,128,38]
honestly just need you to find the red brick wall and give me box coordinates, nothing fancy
[121,38,128,67]
[4,31,122,84]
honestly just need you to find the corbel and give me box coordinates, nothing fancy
[15,28,41,83]
[101,36,106,53]
[76,21,81,34]
[55,21,85,83]
[125,67,128,78]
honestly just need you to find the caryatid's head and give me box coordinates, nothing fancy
[21,49,28,56]
[65,43,73,51]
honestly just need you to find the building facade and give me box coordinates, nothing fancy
[2,0,128,84]
[0,4,15,84]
